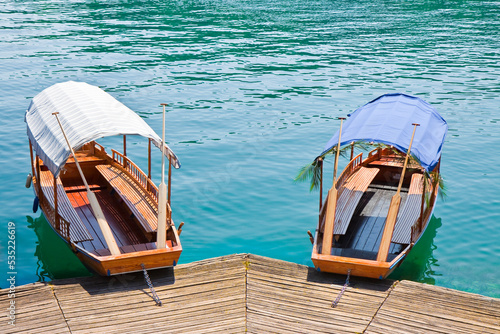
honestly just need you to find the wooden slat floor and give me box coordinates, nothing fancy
[67,188,148,252]
[2,254,499,333]
[341,184,406,255]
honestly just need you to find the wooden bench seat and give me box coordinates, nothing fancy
[333,167,380,235]
[392,173,425,244]
[368,154,421,169]
[96,165,158,234]
[39,170,93,243]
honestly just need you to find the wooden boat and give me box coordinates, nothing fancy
[25,81,183,276]
[306,93,447,279]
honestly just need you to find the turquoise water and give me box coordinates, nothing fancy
[1,1,499,298]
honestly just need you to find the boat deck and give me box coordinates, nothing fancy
[334,183,407,260]
[37,148,170,257]
[2,254,499,333]
[65,184,149,252]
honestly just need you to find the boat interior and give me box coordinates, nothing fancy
[319,148,430,261]
[331,180,408,261]
[37,142,178,257]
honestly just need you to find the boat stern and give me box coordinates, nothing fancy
[311,251,401,279]
[76,245,183,276]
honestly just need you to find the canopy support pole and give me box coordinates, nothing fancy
[420,176,426,231]
[318,157,323,211]
[332,118,345,182]
[123,135,127,156]
[29,140,35,177]
[35,155,41,200]
[52,112,121,256]
[168,154,172,207]
[148,139,152,180]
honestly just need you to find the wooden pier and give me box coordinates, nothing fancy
[2,254,499,333]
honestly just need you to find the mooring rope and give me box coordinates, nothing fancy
[331,269,351,308]
[141,264,162,306]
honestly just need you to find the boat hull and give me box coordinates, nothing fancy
[311,254,401,279]
[38,196,183,276]
[75,245,182,276]
[31,142,183,276]
[311,148,440,279]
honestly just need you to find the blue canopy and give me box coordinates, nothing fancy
[321,93,448,172]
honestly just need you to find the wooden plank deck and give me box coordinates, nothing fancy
[338,184,405,258]
[39,169,93,243]
[2,254,499,333]
[66,188,148,252]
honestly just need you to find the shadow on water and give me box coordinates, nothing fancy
[388,215,442,284]
[27,214,92,282]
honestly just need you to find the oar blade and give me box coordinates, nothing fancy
[321,187,337,255]
[157,183,168,248]
[53,112,121,256]
[88,191,121,255]
[376,193,401,262]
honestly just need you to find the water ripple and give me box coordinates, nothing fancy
[0,0,499,296]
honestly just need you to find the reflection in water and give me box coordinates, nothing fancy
[388,216,442,284]
[27,214,92,282]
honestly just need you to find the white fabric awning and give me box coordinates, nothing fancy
[25,81,180,177]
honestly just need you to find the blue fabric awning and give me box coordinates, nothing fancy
[321,93,448,172]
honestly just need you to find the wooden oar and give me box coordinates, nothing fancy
[52,112,121,256]
[322,117,346,255]
[376,123,419,262]
[157,103,168,249]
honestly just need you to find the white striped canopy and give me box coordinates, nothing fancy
[25,81,180,177]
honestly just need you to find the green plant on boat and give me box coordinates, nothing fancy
[377,144,446,201]
[295,141,446,200]
[294,141,369,191]
[425,170,447,203]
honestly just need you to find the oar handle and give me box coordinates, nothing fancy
[396,123,420,195]
[160,104,168,182]
[52,112,120,255]
[52,112,89,189]
[333,117,346,185]
[376,123,420,262]
[322,117,347,256]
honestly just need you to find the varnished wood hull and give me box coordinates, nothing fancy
[41,214,183,276]
[312,148,439,279]
[311,251,405,279]
[75,244,182,276]
[32,142,183,276]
